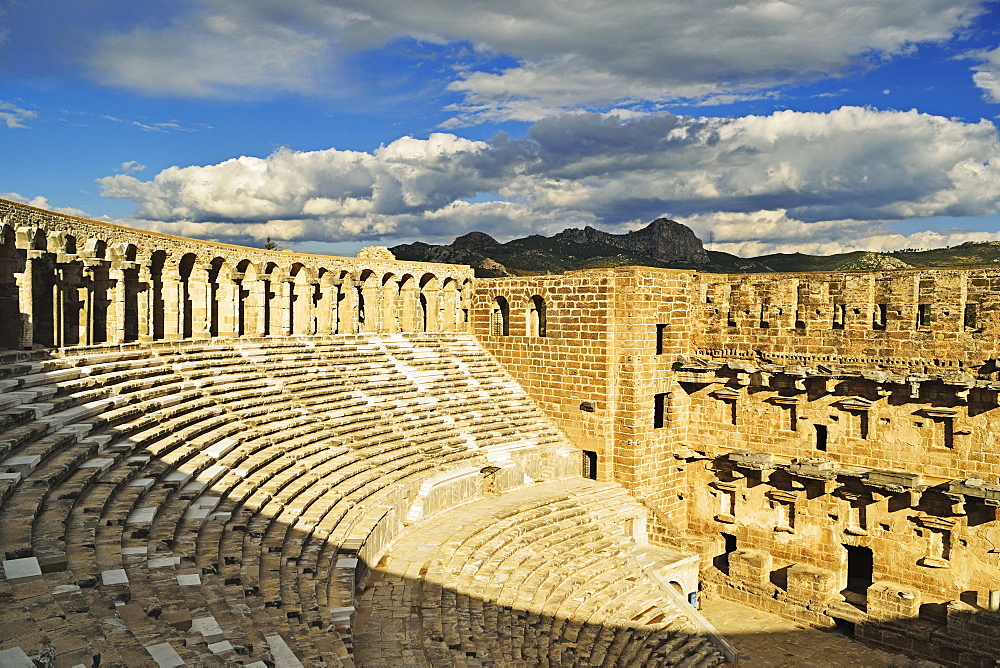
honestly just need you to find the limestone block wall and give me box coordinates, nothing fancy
[0,198,473,351]
[475,264,1000,666]
[472,267,698,539]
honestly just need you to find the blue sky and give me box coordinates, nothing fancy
[3,0,1000,257]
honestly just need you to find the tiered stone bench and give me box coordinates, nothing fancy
[355,479,727,668]
[0,333,729,666]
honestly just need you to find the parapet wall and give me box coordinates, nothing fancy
[690,269,1000,371]
[0,198,473,351]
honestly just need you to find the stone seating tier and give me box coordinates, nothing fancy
[0,333,726,667]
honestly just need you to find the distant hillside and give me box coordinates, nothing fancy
[391,221,1000,277]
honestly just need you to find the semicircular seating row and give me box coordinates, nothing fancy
[0,333,725,667]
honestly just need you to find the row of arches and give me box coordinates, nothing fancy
[490,295,547,337]
[2,225,472,350]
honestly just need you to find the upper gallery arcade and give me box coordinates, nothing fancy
[0,199,473,351]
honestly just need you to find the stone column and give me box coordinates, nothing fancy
[108,263,128,344]
[361,282,380,333]
[188,264,212,339]
[241,277,263,336]
[337,279,359,335]
[275,277,292,336]
[215,271,239,338]
[137,264,153,342]
[51,265,64,348]
[381,282,399,333]
[291,279,313,335]
[317,279,336,335]
[459,285,471,332]
[422,289,440,332]
[15,254,36,349]
[161,269,183,341]
[399,284,419,333]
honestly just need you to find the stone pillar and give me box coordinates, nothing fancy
[161,270,183,341]
[291,279,313,335]
[51,265,65,348]
[215,272,239,337]
[361,282,380,333]
[188,264,212,339]
[108,263,128,344]
[422,289,440,332]
[381,282,399,333]
[399,284,419,333]
[459,285,471,332]
[137,265,154,342]
[275,278,292,336]
[338,280,359,334]
[242,277,264,337]
[317,279,336,335]
[15,254,36,349]
[441,286,458,332]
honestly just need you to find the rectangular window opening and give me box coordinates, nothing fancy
[655,323,668,355]
[917,304,931,329]
[815,424,828,451]
[873,303,887,330]
[653,392,667,429]
[832,303,846,330]
[964,303,979,330]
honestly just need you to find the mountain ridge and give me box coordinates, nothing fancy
[390,219,1000,277]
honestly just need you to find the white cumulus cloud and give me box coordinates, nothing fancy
[95,107,1000,253]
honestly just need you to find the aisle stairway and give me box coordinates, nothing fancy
[0,333,730,667]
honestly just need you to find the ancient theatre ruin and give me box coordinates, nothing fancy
[1,196,999,666]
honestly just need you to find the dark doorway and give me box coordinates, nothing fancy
[582,450,598,480]
[843,545,873,608]
[714,533,737,575]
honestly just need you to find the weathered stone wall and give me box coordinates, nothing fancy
[475,265,1000,666]
[0,198,473,350]
[472,267,698,537]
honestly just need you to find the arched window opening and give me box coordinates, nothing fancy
[527,295,546,337]
[490,296,509,336]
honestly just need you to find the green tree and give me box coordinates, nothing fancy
[264,237,278,250]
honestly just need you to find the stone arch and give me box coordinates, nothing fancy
[234,258,254,336]
[288,263,315,335]
[149,251,167,340]
[440,278,460,332]
[381,272,400,333]
[358,269,379,333]
[177,253,197,339]
[527,294,547,337]
[490,295,510,336]
[419,273,440,332]
[108,242,138,262]
[63,235,77,255]
[80,237,106,259]
[262,262,280,336]
[208,257,228,337]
